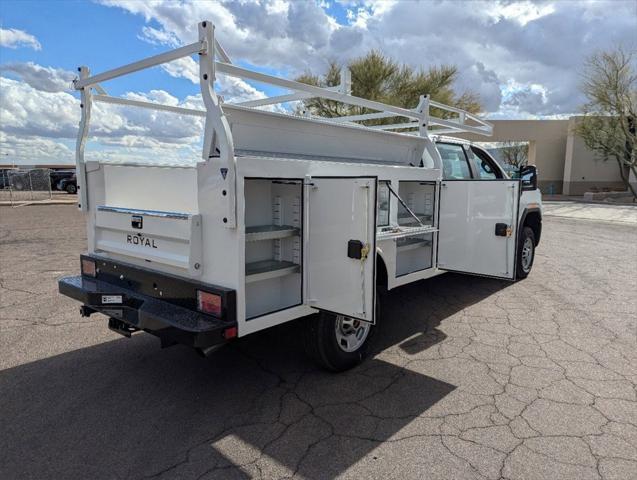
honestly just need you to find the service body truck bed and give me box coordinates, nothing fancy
[59,21,542,370]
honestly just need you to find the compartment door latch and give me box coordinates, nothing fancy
[495,223,511,237]
[347,240,370,261]
[131,215,143,229]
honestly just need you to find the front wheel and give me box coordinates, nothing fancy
[516,226,536,279]
[66,183,77,194]
[304,312,375,372]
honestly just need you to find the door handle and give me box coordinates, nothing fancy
[347,240,364,259]
[347,240,370,260]
[495,223,512,237]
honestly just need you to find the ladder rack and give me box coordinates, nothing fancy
[72,19,493,227]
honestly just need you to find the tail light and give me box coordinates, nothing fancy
[197,290,222,316]
[223,326,237,339]
[81,258,96,277]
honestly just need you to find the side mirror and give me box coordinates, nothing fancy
[520,165,538,191]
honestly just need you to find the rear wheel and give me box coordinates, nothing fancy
[304,291,381,372]
[66,183,77,194]
[516,226,536,279]
[304,312,374,372]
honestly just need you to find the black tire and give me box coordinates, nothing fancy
[516,226,536,279]
[304,293,381,372]
[66,183,77,194]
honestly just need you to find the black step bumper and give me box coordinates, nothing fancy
[59,271,236,350]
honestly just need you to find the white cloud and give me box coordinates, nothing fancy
[0,76,79,139]
[99,0,340,72]
[139,26,180,47]
[0,131,73,164]
[0,27,41,50]
[0,74,206,165]
[99,0,637,119]
[0,62,75,92]
[487,1,555,26]
[159,56,272,106]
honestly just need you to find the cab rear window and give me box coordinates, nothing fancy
[437,143,472,180]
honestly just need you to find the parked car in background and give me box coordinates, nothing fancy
[50,169,75,190]
[59,174,77,194]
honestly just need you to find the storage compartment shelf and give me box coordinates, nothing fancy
[378,225,437,240]
[246,225,300,242]
[245,259,300,284]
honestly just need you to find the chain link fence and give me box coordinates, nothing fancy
[0,169,53,206]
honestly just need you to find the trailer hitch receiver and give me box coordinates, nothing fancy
[108,318,139,338]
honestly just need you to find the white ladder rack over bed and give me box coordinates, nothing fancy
[73,19,493,227]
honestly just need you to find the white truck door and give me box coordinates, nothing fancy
[306,177,377,323]
[438,180,520,279]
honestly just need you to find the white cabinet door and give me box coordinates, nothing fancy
[438,180,520,279]
[306,177,377,322]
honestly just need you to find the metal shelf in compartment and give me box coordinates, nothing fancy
[245,225,300,242]
[377,225,437,241]
[245,259,300,284]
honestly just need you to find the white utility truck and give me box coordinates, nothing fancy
[59,21,542,371]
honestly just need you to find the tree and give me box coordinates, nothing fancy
[500,141,529,169]
[574,48,637,199]
[295,51,481,127]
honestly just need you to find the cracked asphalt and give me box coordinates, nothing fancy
[1,204,636,480]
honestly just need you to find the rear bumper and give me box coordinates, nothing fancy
[58,258,237,350]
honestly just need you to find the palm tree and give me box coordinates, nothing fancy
[295,50,481,126]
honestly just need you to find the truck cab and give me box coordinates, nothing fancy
[58,20,542,371]
[433,137,542,279]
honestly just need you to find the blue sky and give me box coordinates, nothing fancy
[1,0,635,165]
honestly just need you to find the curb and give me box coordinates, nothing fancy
[0,200,78,207]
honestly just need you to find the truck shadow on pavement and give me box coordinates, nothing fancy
[1,273,510,479]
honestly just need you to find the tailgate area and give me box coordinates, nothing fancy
[95,206,202,273]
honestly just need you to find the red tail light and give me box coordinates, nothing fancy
[223,326,237,339]
[197,290,222,316]
[81,258,96,277]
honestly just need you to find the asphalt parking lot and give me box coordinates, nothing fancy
[1,205,636,480]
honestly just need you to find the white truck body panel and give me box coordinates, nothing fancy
[307,177,377,323]
[223,104,427,166]
[94,207,202,274]
[439,181,520,279]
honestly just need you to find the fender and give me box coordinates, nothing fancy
[519,207,542,246]
[376,246,389,290]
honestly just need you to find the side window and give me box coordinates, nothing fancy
[377,181,390,226]
[437,143,472,180]
[469,147,503,179]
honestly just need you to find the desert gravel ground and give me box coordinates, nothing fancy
[1,204,636,480]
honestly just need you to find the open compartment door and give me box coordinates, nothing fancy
[438,180,520,279]
[306,177,377,323]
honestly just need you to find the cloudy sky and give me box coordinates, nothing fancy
[0,0,635,165]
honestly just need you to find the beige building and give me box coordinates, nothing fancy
[458,117,628,195]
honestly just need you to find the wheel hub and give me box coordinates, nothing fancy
[521,237,534,271]
[335,315,370,352]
